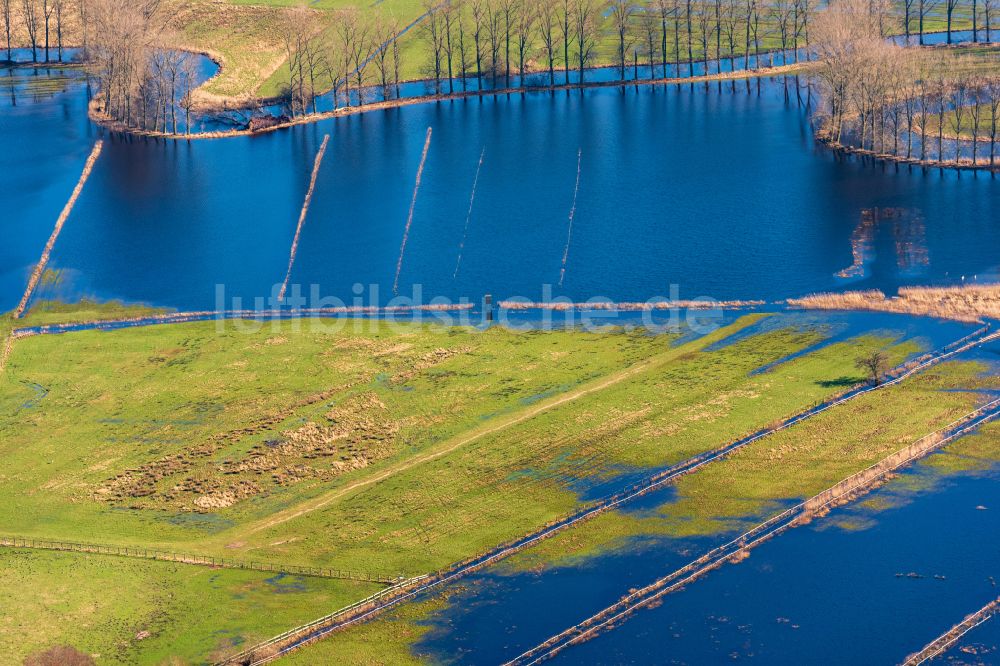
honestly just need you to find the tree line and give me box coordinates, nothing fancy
[814,0,1000,167]
[3,0,67,62]
[278,0,819,116]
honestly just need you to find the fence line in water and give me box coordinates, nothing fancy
[558,149,582,288]
[210,325,1000,665]
[504,397,1000,665]
[279,134,330,301]
[902,596,1000,666]
[394,126,433,295]
[454,146,486,279]
[14,140,104,318]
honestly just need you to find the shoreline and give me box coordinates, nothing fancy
[87,63,813,141]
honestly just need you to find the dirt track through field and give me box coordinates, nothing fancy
[218,324,999,664]
[231,318,754,540]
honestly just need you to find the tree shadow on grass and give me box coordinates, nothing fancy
[817,376,860,388]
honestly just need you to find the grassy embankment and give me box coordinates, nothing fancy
[0,304,922,662]
[286,358,1000,665]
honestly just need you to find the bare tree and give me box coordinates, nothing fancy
[685,0,694,75]
[610,0,636,81]
[721,0,740,70]
[514,0,535,78]
[558,0,572,83]
[22,0,39,62]
[537,0,558,84]
[485,0,503,85]
[500,0,516,86]
[696,0,713,72]
[179,52,198,134]
[902,0,916,41]
[640,7,660,78]
[918,0,940,44]
[969,77,985,164]
[742,0,755,70]
[42,0,52,61]
[988,77,1000,166]
[470,0,485,85]
[456,2,471,89]
[54,0,63,60]
[572,0,598,83]
[443,0,458,93]
[280,7,316,116]
[855,350,889,385]
[951,77,969,162]
[78,0,89,55]
[2,0,11,61]
[772,0,794,61]
[371,15,400,100]
[946,0,959,42]
[984,0,995,41]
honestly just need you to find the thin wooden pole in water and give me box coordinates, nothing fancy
[453,146,486,279]
[14,140,104,318]
[558,149,582,288]
[279,134,330,301]
[394,126,433,295]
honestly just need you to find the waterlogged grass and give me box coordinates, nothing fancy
[0,548,380,665]
[0,316,672,546]
[295,360,1000,666]
[19,299,171,327]
[0,307,953,663]
[506,359,999,571]
[202,321,904,575]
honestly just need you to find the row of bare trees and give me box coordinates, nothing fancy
[275,0,817,115]
[418,0,815,91]
[814,0,1000,167]
[85,0,201,132]
[279,7,404,117]
[3,0,67,62]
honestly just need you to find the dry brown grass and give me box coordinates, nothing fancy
[787,283,1000,322]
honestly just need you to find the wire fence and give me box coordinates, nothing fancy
[214,575,429,666]
[0,536,402,584]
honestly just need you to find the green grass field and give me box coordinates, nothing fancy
[287,358,1000,665]
[0,548,380,664]
[0,304,972,663]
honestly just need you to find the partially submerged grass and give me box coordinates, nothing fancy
[505,359,997,571]
[0,305,953,663]
[19,299,171,327]
[297,358,1000,666]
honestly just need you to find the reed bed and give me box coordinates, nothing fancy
[788,284,1000,322]
[394,127,433,296]
[559,149,583,287]
[278,135,330,301]
[499,299,766,311]
[14,141,104,318]
[453,147,486,280]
